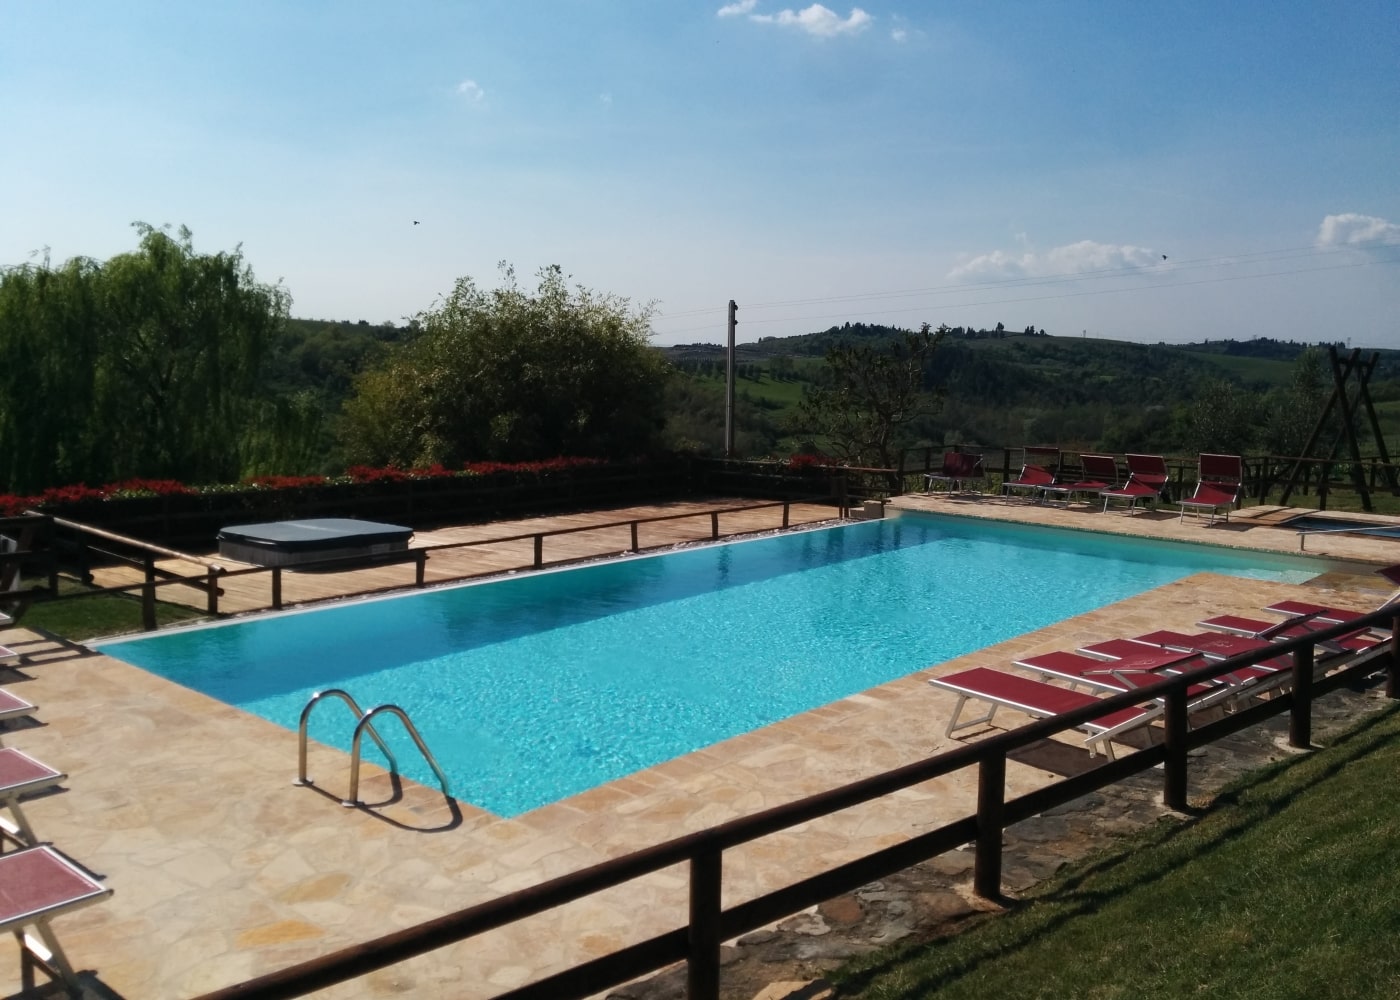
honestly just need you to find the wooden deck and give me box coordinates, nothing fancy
[89,499,842,618]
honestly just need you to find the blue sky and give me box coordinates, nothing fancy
[3,1,1397,346]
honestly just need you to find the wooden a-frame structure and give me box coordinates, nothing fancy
[1278,345,1398,511]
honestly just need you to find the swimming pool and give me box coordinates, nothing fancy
[97,513,1325,817]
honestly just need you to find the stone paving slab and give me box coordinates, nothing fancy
[0,497,1397,998]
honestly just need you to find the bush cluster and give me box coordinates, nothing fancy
[0,457,607,517]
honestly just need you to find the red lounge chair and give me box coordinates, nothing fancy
[0,846,111,992]
[1014,648,1199,691]
[0,687,36,745]
[1002,446,1060,501]
[1101,453,1171,515]
[1177,453,1243,524]
[0,747,64,848]
[1248,564,1400,634]
[1096,630,1295,703]
[929,666,1156,758]
[1039,453,1122,505]
[924,450,986,494]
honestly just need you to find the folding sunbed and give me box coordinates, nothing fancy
[924,450,985,494]
[0,846,111,992]
[1101,454,1171,514]
[0,747,64,849]
[1177,453,1243,524]
[1002,447,1060,501]
[0,687,36,745]
[0,645,17,667]
[1039,453,1122,505]
[930,666,1156,758]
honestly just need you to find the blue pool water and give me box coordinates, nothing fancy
[97,513,1323,817]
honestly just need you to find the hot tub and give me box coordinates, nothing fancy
[217,518,413,567]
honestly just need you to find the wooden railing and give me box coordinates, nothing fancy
[40,497,840,629]
[191,612,1400,1000]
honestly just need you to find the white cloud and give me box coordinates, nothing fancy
[750,4,872,37]
[891,27,907,42]
[717,0,758,16]
[599,92,613,105]
[1316,213,1400,248]
[456,79,485,104]
[948,239,1159,282]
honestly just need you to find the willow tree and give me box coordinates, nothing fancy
[0,224,290,492]
[341,265,669,466]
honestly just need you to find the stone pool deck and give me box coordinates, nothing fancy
[1,494,1398,998]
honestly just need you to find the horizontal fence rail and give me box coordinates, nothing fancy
[191,608,1400,1000]
[37,496,842,629]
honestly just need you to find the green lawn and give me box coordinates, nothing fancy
[830,702,1400,1000]
[17,576,205,642]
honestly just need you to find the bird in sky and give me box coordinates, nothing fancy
[1161,254,1168,260]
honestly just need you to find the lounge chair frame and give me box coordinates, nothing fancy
[923,450,986,494]
[930,666,1156,759]
[1177,453,1243,525]
[1002,446,1060,502]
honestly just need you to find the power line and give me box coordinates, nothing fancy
[651,243,1400,338]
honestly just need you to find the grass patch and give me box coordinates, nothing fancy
[830,702,1400,1000]
[17,576,206,643]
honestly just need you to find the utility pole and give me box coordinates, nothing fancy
[724,300,737,458]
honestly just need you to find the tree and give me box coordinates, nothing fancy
[798,323,946,475]
[341,264,669,466]
[0,224,290,491]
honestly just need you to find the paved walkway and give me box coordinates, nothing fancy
[0,494,1397,998]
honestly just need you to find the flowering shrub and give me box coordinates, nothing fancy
[246,474,329,490]
[346,465,411,484]
[0,495,38,517]
[6,456,613,512]
[465,456,604,476]
[104,478,198,497]
[787,453,830,471]
[39,483,106,505]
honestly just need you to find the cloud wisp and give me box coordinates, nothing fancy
[1317,213,1400,250]
[456,79,486,104]
[949,239,1160,283]
[720,3,872,38]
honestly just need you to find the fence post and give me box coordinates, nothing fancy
[142,555,157,631]
[630,522,640,552]
[710,512,720,540]
[1289,644,1315,748]
[272,567,283,610]
[415,550,427,588]
[1318,463,1329,510]
[973,753,1006,898]
[533,535,544,569]
[781,501,790,529]
[687,849,723,1000]
[206,567,220,617]
[1163,686,1189,811]
[1387,615,1399,701]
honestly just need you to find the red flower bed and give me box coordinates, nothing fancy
[0,495,38,517]
[104,478,197,496]
[246,474,329,490]
[787,453,830,471]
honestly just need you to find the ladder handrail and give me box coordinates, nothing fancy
[344,704,452,807]
[1297,524,1400,549]
[295,689,399,787]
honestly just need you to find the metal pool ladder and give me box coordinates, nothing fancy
[295,688,453,807]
